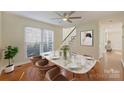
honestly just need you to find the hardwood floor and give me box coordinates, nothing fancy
[0,63,44,81]
[100,51,124,80]
[0,51,123,81]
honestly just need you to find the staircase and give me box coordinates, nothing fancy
[62,26,76,46]
[59,26,77,55]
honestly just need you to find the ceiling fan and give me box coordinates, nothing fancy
[52,11,82,23]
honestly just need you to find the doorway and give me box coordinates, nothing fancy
[99,21,122,57]
[99,21,123,80]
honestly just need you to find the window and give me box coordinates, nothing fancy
[42,29,54,53]
[25,27,54,57]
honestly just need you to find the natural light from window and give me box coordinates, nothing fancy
[25,27,54,57]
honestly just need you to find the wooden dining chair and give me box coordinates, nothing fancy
[34,59,56,80]
[30,55,42,65]
[45,66,69,81]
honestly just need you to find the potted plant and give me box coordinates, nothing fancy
[4,46,18,73]
[61,45,69,60]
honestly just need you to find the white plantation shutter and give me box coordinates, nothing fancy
[25,27,54,57]
[25,27,41,43]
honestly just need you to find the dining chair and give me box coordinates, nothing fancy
[30,55,42,65]
[34,59,56,80]
[45,66,74,81]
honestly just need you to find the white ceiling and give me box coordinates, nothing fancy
[9,11,124,27]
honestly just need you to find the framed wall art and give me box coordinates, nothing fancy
[80,30,93,46]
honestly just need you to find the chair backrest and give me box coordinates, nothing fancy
[30,56,42,65]
[45,67,60,80]
[35,61,54,71]
[36,59,49,66]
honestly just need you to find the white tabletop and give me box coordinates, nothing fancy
[44,53,96,74]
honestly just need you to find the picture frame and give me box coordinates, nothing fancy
[80,30,93,46]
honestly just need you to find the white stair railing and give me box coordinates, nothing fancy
[57,26,76,57]
[62,26,76,45]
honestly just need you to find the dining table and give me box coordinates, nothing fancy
[42,52,96,79]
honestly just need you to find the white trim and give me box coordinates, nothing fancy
[121,59,124,67]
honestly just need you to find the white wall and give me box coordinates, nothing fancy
[0,12,2,73]
[1,12,62,68]
[99,23,106,58]
[0,12,2,48]
[108,31,122,51]
[122,25,124,62]
[71,21,99,59]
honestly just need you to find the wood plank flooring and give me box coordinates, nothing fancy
[100,51,124,80]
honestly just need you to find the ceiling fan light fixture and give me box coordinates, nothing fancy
[54,11,82,23]
[62,18,67,21]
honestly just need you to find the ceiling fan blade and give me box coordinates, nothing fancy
[63,12,67,17]
[68,11,75,16]
[55,12,63,17]
[69,17,82,19]
[51,18,62,19]
[67,19,72,23]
